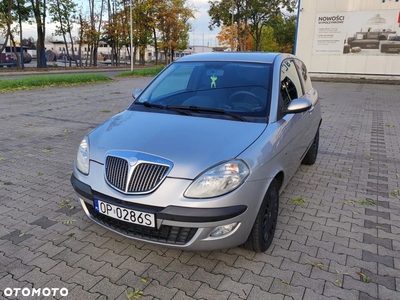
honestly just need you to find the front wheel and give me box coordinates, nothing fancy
[243,179,280,252]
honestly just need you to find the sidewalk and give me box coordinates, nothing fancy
[310,72,400,85]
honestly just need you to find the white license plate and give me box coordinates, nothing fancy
[94,199,155,228]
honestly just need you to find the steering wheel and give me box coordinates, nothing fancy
[229,91,265,109]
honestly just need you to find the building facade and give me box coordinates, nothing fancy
[295,0,400,75]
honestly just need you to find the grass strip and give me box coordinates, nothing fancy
[0,73,113,93]
[116,66,165,78]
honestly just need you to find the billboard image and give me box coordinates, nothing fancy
[313,10,400,56]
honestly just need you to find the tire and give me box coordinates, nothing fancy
[302,129,319,165]
[243,179,280,252]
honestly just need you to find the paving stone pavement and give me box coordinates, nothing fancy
[0,78,399,300]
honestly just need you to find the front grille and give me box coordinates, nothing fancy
[128,163,169,192]
[86,204,197,245]
[105,156,129,191]
[105,156,169,194]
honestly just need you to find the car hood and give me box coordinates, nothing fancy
[89,110,266,179]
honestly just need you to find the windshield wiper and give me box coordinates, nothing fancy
[166,105,246,122]
[137,101,164,109]
[136,101,192,116]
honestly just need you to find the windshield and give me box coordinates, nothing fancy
[129,61,272,122]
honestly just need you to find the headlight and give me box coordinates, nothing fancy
[185,160,250,198]
[76,136,89,175]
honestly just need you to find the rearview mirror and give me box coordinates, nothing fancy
[284,98,312,114]
[132,88,143,99]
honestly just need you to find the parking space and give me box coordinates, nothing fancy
[0,79,399,299]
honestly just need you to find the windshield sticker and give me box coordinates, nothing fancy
[210,74,217,88]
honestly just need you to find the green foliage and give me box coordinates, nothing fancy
[357,199,378,206]
[62,218,76,225]
[126,289,144,299]
[0,73,112,92]
[209,0,297,51]
[335,279,343,288]
[48,0,77,35]
[268,14,297,53]
[156,0,194,63]
[116,66,165,78]
[290,197,307,206]
[259,26,281,52]
[358,271,372,283]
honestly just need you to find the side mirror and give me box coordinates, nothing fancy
[132,88,143,99]
[284,98,312,114]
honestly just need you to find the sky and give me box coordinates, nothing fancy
[189,0,220,46]
[20,0,220,47]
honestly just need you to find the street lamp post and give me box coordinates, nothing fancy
[130,0,133,71]
[231,0,234,51]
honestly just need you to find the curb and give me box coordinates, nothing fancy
[0,67,130,77]
[310,73,400,85]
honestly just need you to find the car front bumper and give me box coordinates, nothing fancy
[70,173,271,251]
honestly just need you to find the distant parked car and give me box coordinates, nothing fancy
[71,52,322,252]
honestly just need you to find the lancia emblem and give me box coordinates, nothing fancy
[129,157,138,167]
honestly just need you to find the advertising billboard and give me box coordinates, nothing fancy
[313,10,400,56]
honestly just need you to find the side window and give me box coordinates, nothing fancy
[280,59,303,109]
[295,59,312,93]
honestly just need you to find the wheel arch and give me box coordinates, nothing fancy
[274,171,284,193]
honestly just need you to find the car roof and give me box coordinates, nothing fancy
[176,52,284,64]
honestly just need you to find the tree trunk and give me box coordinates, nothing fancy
[0,0,12,56]
[31,0,47,68]
[37,28,46,68]
[153,27,158,65]
[67,30,77,66]
[17,1,24,69]
[10,34,21,68]
[78,13,85,67]
[54,0,71,66]
[133,45,137,65]
[255,22,262,51]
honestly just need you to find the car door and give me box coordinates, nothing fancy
[294,58,320,145]
[277,59,313,178]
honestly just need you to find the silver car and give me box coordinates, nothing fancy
[71,52,321,252]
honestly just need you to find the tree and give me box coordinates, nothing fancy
[30,0,47,68]
[208,0,296,51]
[156,0,193,64]
[77,11,90,66]
[15,0,32,68]
[1,0,30,68]
[48,0,78,66]
[269,13,296,53]
[101,0,129,66]
[86,0,105,66]
[131,0,155,65]
[0,0,13,57]
[216,23,252,51]
[259,26,280,52]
